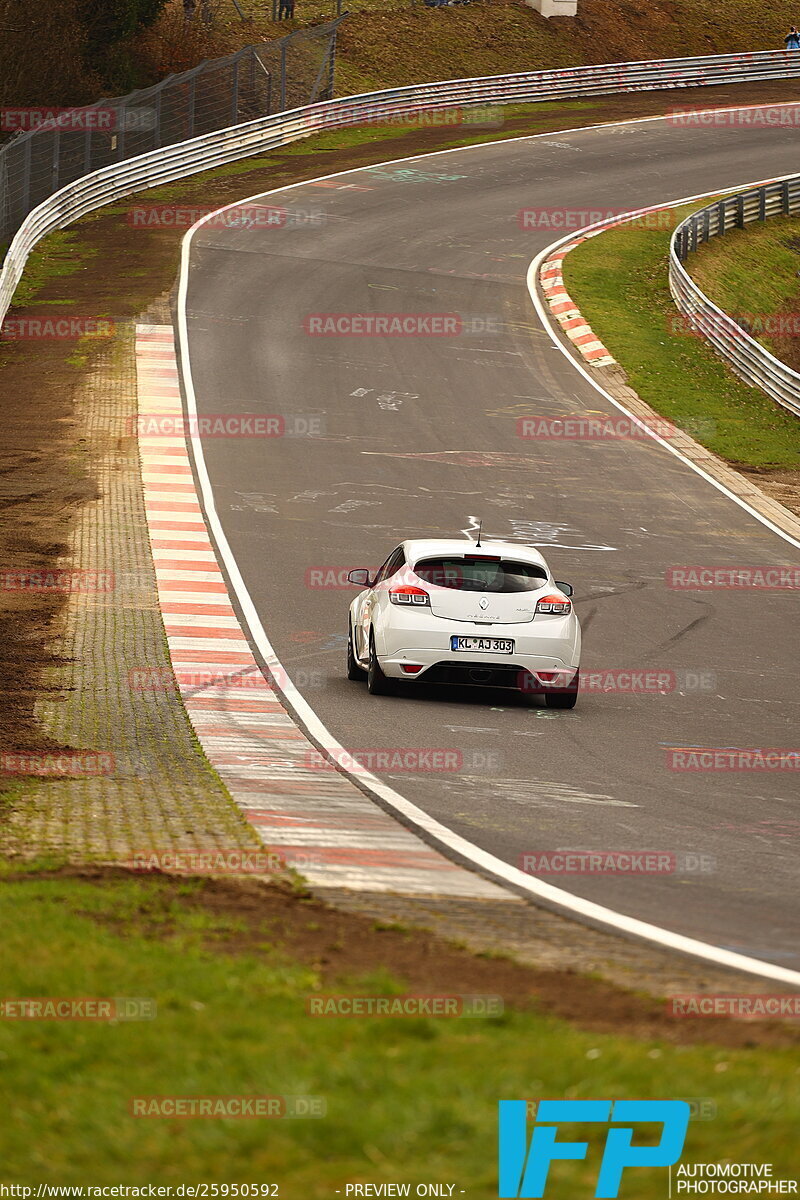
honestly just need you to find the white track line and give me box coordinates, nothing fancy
[177,104,800,984]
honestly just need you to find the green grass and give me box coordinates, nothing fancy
[563,204,800,469]
[689,212,800,360]
[0,871,798,1193]
[7,227,100,309]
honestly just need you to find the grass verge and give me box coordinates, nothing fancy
[562,204,800,470]
[1,867,799,1192]
[689,212,800,376]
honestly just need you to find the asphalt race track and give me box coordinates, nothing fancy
[181,110,800,969]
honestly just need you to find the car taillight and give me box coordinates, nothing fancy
[389,585,430,607]
[535,594,572,616]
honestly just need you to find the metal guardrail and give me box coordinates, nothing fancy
[670,177,800,418]
[4,49,800,329]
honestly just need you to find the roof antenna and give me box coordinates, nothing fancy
[475,519,482,548]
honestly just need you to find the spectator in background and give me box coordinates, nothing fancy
[278,0,294,17]
[784,25,800,48]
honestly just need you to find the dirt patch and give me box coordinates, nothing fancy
[10,864,798,1048]
[0,340,95,756]
[739,467,800,516]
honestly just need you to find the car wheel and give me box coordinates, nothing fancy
[367,633,395,696]
[347,620,367,681]
[544,672,579,710]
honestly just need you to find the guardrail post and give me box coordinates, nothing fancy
[789,179,800,217]
[188,77,196,138]
[249,48,257,112]
[783,179,791,215]
[327,21,338,97]
[759,188,767,221]
[51,130,61,193]
[675,229,684,262]
[153,87,162,150]
[0,154,8,243]
[717,200,726,235]
[231,59,240,123]
[736,194,745,229]
[117,105,126,160]
[702,208,710,243]
[21,137,32,222]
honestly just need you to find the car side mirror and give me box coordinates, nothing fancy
[554,580,574,597]
[347,569,372,587]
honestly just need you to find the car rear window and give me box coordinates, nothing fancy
[413,556,548,593]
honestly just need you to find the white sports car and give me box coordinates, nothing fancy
[345,538,581,708]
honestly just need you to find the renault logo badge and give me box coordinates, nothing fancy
[479,597,489,610]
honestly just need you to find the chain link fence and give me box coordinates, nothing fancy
[260,0,487,22]
[0,17,343,246]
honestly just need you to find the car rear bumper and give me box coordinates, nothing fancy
[376,616,580,685]
[379,648,578,688]
[394,659,579,691]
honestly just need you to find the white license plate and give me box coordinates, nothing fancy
[451,636,514,654]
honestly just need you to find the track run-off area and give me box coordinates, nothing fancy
[177,107,800,975]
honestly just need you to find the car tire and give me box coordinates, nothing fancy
[544,672,579,710]
[367,633,395,696]
[347,620,367,681]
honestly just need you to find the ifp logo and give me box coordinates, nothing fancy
[498,1099,690,1198]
